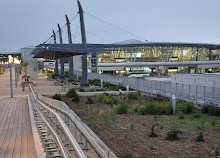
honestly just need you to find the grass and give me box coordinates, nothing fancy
[166,128,181,140]
[116,103,129,114]
[127,92,139,100]
[65,88,80,103]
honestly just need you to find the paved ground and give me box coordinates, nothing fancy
[0,68,36,158]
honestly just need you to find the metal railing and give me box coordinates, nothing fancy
[30,84,87,158]
[30,83,117,158]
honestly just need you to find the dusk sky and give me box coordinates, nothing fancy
[0,0,220,52]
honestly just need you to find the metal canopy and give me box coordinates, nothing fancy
[32,42,220,58]
[33,47,87,59]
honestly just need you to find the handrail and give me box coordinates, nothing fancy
[36,107,69,158]
[30,84,116,158]
[44,102,109,158]
[29,84,87,158]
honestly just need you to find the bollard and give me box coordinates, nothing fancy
[22,82,25,92]
[101,79,103,89]
[172,94,176,114]
[126,85,129,94]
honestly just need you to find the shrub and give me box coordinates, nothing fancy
[79,88,86,92]
[176,101,196,114]
[86,97,94,104]
[155,94,170,102]
[130,123,136,130]
[178,113,185,119]
[53,93,61,101]
[65,88,80,103]
[149,124,158,137]
[166,129,181,140]
[127,92,138,100]
[196,132,205,142]
[105,95,117,104]
[116,103,129,114]
[193,113,202,119]
[96,95,103,103]
[202,104,220,116]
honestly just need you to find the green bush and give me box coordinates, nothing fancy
[105,95,117,104]
[196,132,205,142]
[178,113,185,119]
[202,104,220,116]
[166,129,181,140]
[193,113,202,119]
[65,88,80,103]
[53,93,61,101]
[116,103,129,114]
[79,89,86,92]
[155,94,170,102]
[148,124,158,137]
[127,92,139,100]
[176,101,196,114]
[86,97,94,104]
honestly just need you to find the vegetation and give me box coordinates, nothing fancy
[135,100,196,115]
[86,97,94,104]
[89,79,126,91]
[65,88,80,103]
[130,123,136,130]
[127,92,139,100]
[196,131,205,142]
[105,95,118,104]
[53,93,61,101]
[116,103,129,114]
[148,124,158,137]
[202,104,220,116]
[166,129,181,140]
[79,88,86,92]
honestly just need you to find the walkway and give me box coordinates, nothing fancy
[0,68,36,158]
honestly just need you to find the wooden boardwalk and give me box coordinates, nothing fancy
[0,69,36,158]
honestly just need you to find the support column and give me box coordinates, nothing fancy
[58,24,65,79]
[66,15,74,82]
[78,0,88,86]
[53,30,59,77]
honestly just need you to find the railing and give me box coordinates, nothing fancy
[30,84,87,158]
[29,83,117,158]
[75,71,220,106]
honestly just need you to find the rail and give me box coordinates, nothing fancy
[30,83,117,158]
[36,107,69,158]
[29,84,87,158]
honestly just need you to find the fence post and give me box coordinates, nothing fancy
[204,86,206,104]
[101,79,103,89]
[196,85,198,104]
[160,81,162,95]
[182,84,184,100]
[176,83,178,99]
[189,84,191,101]
[126,85,129,94]
[165,82,167,97]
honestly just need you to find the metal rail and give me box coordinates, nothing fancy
[29,84,87,158]
[36,107,69,158]
[30,84,117,158]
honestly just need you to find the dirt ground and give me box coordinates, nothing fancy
[59,93,220,158]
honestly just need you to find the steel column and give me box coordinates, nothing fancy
[58,24,65,79]
[53,30,59,77]
[66,15,74,81]
[78,0,88,86]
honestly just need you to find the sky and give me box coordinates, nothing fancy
[0,0,220,52]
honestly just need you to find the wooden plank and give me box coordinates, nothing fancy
[4,99,21,158]
[12,99,22,158]
[20,99,28,158]
[25,99,36,158]
[0,99,17,157]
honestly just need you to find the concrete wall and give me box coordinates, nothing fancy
[171,73,220,88]
[21,47,39,78]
